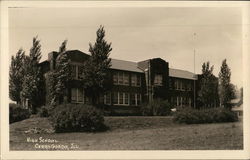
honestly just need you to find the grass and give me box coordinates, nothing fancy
[10,116,243,150]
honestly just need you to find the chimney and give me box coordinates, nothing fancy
[48,51,59,70]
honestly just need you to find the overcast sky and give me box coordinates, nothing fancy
[9,7,242,88]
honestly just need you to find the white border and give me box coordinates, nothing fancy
[1,1,250,159]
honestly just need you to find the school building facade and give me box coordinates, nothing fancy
[40,50,200,115]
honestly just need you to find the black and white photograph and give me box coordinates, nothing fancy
[1,1,250,159]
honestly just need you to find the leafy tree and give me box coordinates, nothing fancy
[198,62,219,108]
[20,36,42,112]
[82,26,112,105]
[219,59,235,109]
[9,49,26,104]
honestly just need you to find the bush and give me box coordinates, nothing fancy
[49,104,107,133]
[173,107,238,124]
[38,106,50,117]
[141,99,172,116]
[9,103,31,123]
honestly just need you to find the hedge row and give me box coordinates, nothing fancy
[173,107,238,124]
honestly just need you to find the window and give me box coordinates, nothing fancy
[71,65,77,79]
[169,79,172,89]
[71,88,84,103]
[137,94,141,105]
[131,74,136,86]
[71,88,77,102]
[124,73,129,85]
[118,72,123,84]
[113,92,130,105]
[174,80,177,90]
[124,93,129,105]
[105,92,111,105]
[113,92,118,104]
[136,75,141,86]
[130,93,141,106]
[131,93,136,105]
[177,96,179,106]
[154,74,163,86]
[189,97,192,106]
[119,92,123,104]
[131,74,141,87]
[113,72,118,84]
[78,66,83,79]
[187,82,192,91]
[100,92,111,105]
[113,71,130,86]
[71,65,83,80]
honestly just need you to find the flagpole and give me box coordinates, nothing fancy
[193,33,196,109]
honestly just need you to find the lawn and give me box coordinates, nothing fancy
[9,116,243,150]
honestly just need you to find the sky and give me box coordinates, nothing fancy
[9,7,243,88]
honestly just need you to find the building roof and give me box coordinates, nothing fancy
[169,68,198,80]
[110,59,144,73]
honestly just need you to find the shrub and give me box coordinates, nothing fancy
[49,104,107,133]
[9,103,31,123]
[141,99,172,116]
[38,106,50,117]
[173,107,238,124]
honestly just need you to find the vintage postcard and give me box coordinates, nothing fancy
[1,1,249,159]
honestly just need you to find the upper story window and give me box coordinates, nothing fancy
[113,71,129,86]
[71,65,83,80]
[154,74,163,86]
[131,74,141,87]
[169,79,172,89]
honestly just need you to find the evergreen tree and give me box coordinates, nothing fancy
[47,40,70,105]
[82,25,112,105]
[9,49,26,104]
[198,62,219,108]
[21,36,42,112]
[219,59,235,108]
[55,40,70,104]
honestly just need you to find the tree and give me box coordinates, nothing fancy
[198,62,219,108]
[82,25,112,105]
[47,40,70,105]
[219,59,235,109]
[20,36,42,112]
[9,49,26,104]
[55,40,71,104]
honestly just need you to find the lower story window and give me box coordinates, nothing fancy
[113,92,130,105]
[100,92,111,105]
[71,88,84,103]
[131,93,141,106]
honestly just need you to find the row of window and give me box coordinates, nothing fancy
[113,72,141,87]
[171,96,192,107]
[169,79,193,91]
[112,92,141,106]
[71,88,141,106]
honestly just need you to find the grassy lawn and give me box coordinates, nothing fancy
[10,116,243,150]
